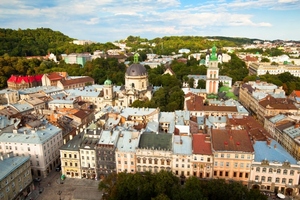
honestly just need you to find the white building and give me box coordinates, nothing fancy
[0,119,63,178]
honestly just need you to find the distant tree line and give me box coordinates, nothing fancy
[98,171,267,200]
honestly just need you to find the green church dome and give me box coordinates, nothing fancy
[104,79,112,85]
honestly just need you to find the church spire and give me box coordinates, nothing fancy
[133,53,139,63]
[210,43,218,61]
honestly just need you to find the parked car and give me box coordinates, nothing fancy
[56,165,61,171]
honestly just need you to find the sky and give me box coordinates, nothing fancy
[1,0,300,43]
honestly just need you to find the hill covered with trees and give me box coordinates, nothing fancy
[0,28,117,56]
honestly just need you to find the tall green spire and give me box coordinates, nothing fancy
[210,44,218,61]
[134,53,139,63]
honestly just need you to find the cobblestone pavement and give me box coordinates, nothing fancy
[26,170,102,200]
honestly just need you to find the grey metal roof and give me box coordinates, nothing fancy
[173,135,192,155]
[126,63,147,76]
[116,131,139,152]
[0,155,30,181]
[254,140,297,164]
[269,114,287,123]
[0,120,61,144]
[60,133,83,151]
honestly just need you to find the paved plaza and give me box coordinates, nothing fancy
[26,170,102,200]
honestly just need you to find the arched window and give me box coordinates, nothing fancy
[256,167,260,172]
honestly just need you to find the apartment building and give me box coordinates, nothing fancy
[249,62,300,77]
[60,133,83,179]
[79,128,100,179]
[191,134,213,178]
[115,130,139,174]
[96,129,118,178]
[250,139,300,196]
[0,119,63,178]
[135,132,172,173]
[211,129,254,186]
[0,154,32,200]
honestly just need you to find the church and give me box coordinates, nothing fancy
[101,53,153,108]
[183,44,232,97]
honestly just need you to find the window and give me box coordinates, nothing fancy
[233,172,237,177]
[245,173,248,178]
[269,168,273,173]
[277,169,281,174]
[154,159,158,164]
[28,147,30,151]
[207,158,210,162]
[289,179,293,184]
[221,154,224,158]
[262,168,266,172]
[283,169,287,175]
[69,154,72,158]
[215,154,218,158]
[275,178,280,183]
[255,176,259,181]
[241,155,244,159]
[149,159,152,164]
[235,154,238,158]
[290,170,294,175]
[239,172,243,178]
[240,163,244,168]
[282,178,286,184]
[214,171,217,176]
[225,171,229,176]
[226,162,229,167]
[219,171,223,176]
[194,156,197,160]
[64,154,67,158]
[234,163,238,168]
[227,154,230,158]
[214,162,218,166]
[220,162,223,167]
[267,177,272,182]
[256,167,260,172]
[161,160,165,165]
[261,176,265,182]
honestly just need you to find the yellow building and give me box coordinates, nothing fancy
[211,129,254,186]
[0,154,32,200]
[60,133,83,179]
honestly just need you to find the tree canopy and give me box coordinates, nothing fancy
[0,28,117,56]
[99,172,267,200]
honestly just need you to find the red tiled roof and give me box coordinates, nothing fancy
[259,95,297,110]
[47,72,64,81]
[245,56,258,62]
[7,75,43,84]
[211,129,254,152]
[227,115,272,141]
[192,134,212,155]
[185,94,204,111]
[60,77,94,86]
